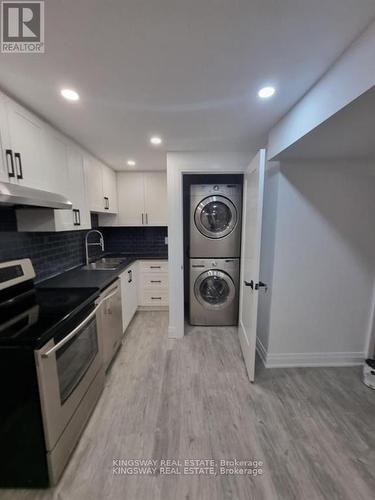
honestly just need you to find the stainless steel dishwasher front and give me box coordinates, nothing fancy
[97,279,123,371]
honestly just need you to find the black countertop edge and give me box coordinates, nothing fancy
[37,254,168,292]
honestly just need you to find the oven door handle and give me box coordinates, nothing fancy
[41,288,119,358]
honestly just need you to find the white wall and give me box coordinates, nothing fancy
[258,161,375,367]
[268,20,375,159]
[167,152,251,338]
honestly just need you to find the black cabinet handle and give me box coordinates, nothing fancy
[244,280,254,290]
[14,152,23,180]
[151,280,161,283]
[73,209,79,226]
[151,297,162,300]
[104,197,109,210]
[5,149,15,178]
[150,266,161,269]
[142,213,144,224]
[77,209,81,226]
[146,213,148,224]
[128,269,132,283]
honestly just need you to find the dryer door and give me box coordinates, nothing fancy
[194,196,237,239]
[195,270,235,310]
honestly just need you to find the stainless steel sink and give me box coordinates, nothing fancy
[82,257,125,271]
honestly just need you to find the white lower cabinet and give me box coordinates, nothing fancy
[138,260,169,307]
[120,262,138,333]
[120,259,169,334]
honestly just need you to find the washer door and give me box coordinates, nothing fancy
[195,270,235,310]
[194,196,237,239]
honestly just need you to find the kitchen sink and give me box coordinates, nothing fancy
[82,257,126,271]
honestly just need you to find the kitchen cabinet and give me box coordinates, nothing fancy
[16,144,92,232]
[119,262,138,332]
[85,156,104,213]
[116,172,145,225]
[52,145,91,231]
[144,172,167,225]
[5,99,47,191]
[138,260,169,307]
[85,156,118,214]
[0,94,10,182]
[102,164,118,214]
[42,128,69,197]
[116,172,167,226]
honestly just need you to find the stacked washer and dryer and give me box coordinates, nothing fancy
[189,183,242,326]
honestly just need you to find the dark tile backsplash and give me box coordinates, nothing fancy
[0,207,168,282]
[100,226,168,255]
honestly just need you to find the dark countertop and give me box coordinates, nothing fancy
[37,253,168,292]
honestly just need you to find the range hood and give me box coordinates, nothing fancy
[0,182,72,209]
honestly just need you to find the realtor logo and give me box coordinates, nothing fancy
[1,1,44,53]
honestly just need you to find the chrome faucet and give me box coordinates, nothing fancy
[85,230,105,265]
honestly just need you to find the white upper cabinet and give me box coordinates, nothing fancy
[84,155,104,212]
[0,94,10,182]
[42,128,69,196]
[16,145,92,232]
[116,171,167,226]
[84,156,118,214]
[117,172,145,226]
[144,172,167,226]
[102,164,118,214]
[5,99,47,191]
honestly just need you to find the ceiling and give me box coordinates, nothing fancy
[0,0,375,171]
[276,85,375,161]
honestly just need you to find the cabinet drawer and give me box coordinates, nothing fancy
[141,272,168,290]
[140,290,168,306]
[139,260,168,273]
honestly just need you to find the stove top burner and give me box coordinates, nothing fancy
[0,287,100,348]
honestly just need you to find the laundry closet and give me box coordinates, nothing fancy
[182,174,243,326]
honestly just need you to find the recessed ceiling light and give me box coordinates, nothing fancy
[150,136,163,146]
[127,159,136,167]
[258,86,276,99]
[60,88,80,101]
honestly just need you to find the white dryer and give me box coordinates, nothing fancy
[190,184,242,258]
[190,258,239,326]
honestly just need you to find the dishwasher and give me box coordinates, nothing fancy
[98,279,123,371]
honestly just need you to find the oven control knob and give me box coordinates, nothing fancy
[213,185,219,191]
[211,261,218,267]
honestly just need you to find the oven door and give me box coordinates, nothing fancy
[35,303,103,452]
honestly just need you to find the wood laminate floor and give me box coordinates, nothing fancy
[2,311,375,500]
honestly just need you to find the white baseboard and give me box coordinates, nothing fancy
[256,341,365,368]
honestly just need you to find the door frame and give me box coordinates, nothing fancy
[166,153,250,338]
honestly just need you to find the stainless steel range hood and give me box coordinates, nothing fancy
[0,182,72,209]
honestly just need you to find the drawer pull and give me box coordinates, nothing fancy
[150,280,162,283]
[150,266,161,269]
[151,297,162,300]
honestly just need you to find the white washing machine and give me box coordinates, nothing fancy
[190,184,242,258]
[190,258,240,326]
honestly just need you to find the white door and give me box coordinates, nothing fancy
[6,101,46,190]
[144,172,167,225]
[238,149,266,382]
[117,172,145,226]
